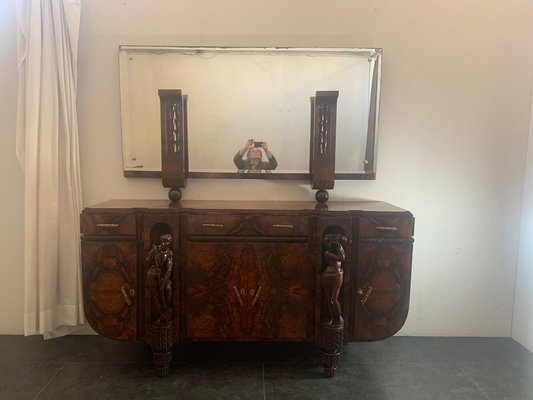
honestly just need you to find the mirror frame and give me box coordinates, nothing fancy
[119,46,382,182]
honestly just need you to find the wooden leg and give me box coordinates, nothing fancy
[149,323,173,377]
[320,320,343,378]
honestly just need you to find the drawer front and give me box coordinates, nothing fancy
[187,214,309,237]
[359,215,413,239]
[81,213,136,236]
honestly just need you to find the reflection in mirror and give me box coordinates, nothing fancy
[233,139,278,174]
[119,47,381,178]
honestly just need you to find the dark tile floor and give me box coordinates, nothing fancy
[0,336,531,399]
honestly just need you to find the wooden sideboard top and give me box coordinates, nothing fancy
[82,199,411,214]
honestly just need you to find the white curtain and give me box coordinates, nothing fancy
[16,0,85,338]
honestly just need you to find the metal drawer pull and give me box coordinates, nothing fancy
[202,223,224,228]
[96,223,119,228]
[357,286,373,305]
[121,285,135,306]
[375,226,399,232]
[233,286,243,305]
[252,286,262,306]
[272,224,294,229]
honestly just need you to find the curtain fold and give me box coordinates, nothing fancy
[16,0,85,338]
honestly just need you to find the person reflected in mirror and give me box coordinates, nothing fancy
[233,138,278,173]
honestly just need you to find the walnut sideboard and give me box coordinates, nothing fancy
[80,200,414,377]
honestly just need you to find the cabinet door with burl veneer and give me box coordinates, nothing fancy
[81,212,139,340]
[350,213,414,341]
[184,212,314,340]
[185,239,314,340]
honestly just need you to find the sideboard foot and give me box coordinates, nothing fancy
[149,323,173,377]
[319,321,343,378]
[321,350,340,378]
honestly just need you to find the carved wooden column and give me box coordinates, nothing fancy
[146,233,174,376]
[310,91,339,203]
[159,89,188,201]
[319,233,347,378]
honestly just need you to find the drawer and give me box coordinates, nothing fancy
[359,215,413,239]
[187,214,309,237]
[81,213,136,236]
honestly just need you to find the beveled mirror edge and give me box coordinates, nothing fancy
[118,46,383,181]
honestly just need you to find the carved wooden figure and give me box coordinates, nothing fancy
[146,233,174,376]
[320,233,347,378]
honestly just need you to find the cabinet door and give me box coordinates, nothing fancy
[185,241,314,341]
[81,241,137,340]
[350,242,413,341]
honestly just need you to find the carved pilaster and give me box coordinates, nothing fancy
[320,321,344,378]
[320,233,346,378]
[310,91,338,193]
[159,89,187,191]
[146,233,174,376]
[150,322,173,377]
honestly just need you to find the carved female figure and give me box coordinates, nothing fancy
[321,234,347,326]
[146,234,173,325]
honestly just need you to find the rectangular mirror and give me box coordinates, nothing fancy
[119,46,381,179]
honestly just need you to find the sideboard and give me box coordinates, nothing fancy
[80,199,414,377]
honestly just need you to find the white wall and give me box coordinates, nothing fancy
[1,0,532,339]
[512,93,533,351]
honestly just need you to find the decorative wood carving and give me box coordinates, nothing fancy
[310,91,339,192]
[159,89,188,191]
[320,233,347,378]
[145,233,175,376]
[146,234,174,325]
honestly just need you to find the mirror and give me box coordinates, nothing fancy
[119,46,381,179]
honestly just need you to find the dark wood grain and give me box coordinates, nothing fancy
[359,215,415,239]
[81,241,138,340]
[159,89,187,189]
[80,200,415,376]
[350,242,413,341]
[310,91,338,190]
[80,213,136,236]
[186,214,309,237]
[123,170,377,180]
[185,241,314,340]
[82,199,411,213]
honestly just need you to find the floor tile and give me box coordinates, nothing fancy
[376,361,490,400]
[438,338,533,365]
[0,335,150,364]
[0,363,62,400]
[355,337,532,365]
[264,361,489,400]
[173,341,315,364]
[36,362,264,400]
[264,362,388,400]
[0,336,530,400]
[459,360,533,400]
